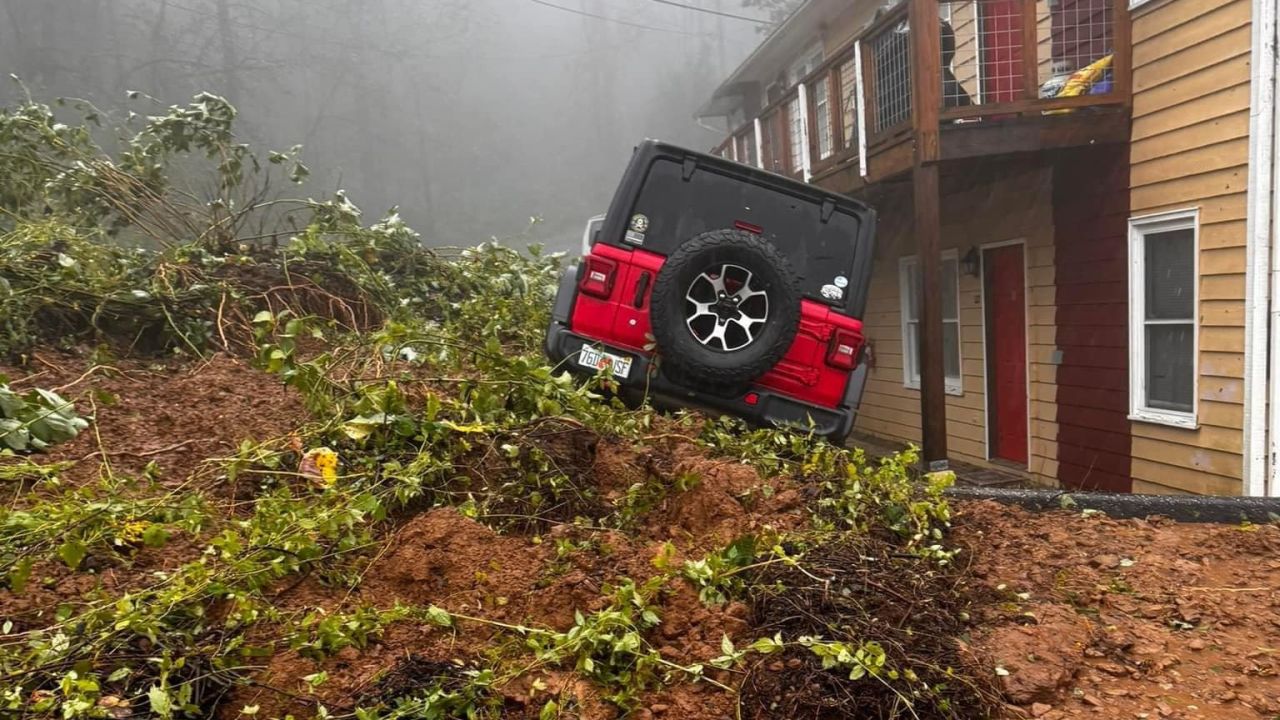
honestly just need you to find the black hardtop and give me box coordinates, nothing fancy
[599,140,877,317]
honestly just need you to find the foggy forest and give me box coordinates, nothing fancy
[0,0,790,249]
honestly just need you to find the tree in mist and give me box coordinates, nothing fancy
[741,0,804,29]
[0,0,757,250]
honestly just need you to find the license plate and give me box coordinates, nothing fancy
[578,346,633,379]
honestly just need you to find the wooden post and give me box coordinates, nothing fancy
[1112,0,1133,103]
[1021,0,1039,101]
[913,164,948,470]
[909,0,942,164]
[909,0,949,470]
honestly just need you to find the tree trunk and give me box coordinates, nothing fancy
[1,0,25,57]
[215,0,242,103]
[148,0,172,99]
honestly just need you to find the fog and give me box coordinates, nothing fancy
[0,0,768,250]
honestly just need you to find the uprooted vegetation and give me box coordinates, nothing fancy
[5,90,1279,720]
[1,91,994,720]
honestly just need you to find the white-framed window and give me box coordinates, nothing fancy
[786,96,804,173]
[788,43,824,87]
[813,76,833,160]
[1128,208,1198,428]
[839,57,857,150]
[900,251,963,394]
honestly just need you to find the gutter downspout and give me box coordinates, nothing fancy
[1250,0,1278,496]
[798,83,813,182]
[1271,12,1280,497]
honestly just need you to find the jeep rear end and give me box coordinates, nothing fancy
[546,141,875,441]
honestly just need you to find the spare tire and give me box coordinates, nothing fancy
[649,229,801,387]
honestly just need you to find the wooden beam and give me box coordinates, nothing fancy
[868,135,916,183]
[939,111,1132,160]
[908,0,942,163]
[1021,0,1039,101]
[1111,0,1133,104]
[908,0,948,470]
[912,163,948,470]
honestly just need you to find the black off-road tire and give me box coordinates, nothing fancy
[649,229,801,387]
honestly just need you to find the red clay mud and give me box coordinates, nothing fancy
[956,500,1280,720]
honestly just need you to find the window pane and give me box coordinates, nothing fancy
[814,80,831,159]
[840,59,857,150]
[1145,228,1194,320]
[904,262,919,321]
[1146,323,1194,412]
[942,258,959,320]
[907,321,920,380]
[943,321,961,380]
[787,98,804,172]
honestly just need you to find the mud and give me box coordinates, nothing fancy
[1,351,304,492]
[229,435,793,720]
[5,352,1279,720]
[957,500,1280,720]
[0,352,305,627]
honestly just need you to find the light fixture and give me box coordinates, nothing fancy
[962,247,981,277]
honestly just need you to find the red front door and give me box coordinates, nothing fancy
[985,245,1027,465]
[980,0,1025,103]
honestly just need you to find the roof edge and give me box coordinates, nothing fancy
[694,0,821,119]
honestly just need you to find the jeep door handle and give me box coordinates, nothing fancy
[633,272,651,309]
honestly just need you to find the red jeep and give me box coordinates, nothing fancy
[545,141,876,441]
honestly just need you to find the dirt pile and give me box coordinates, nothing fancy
[740,534,998,719]
[1,352,304,491]
[5,350,1280,720]
[228,437,793,720]
[0,353,306,628]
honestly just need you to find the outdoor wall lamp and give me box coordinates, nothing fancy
[962,247,981,277]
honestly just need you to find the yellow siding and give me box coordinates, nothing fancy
[1127,0,1252,495]
[948,2,982,94]
[854,166,1058,484]
[1035,0,1054,87]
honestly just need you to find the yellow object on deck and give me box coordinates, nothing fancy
[1059,54,1113,98]
[1044,54,1114,115]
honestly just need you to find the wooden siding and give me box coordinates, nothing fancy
[948,2,981,96]
[1127,0,1252,495]
[1054,147,1133,492]
[853,166,1059,484]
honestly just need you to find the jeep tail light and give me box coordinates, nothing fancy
[579,256,617,298]
[826,329,862,371]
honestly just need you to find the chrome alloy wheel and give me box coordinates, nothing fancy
[684,263,770,352]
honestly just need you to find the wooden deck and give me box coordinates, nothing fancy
[712,0,1133,470]
[712,0,1131,199]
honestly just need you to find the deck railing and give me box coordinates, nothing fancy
[711,0,1129,181]
[713,87,806,180]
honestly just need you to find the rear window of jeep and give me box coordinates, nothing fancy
[628,158,864,308]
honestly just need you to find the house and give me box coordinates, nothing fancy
[696,0,1278,496]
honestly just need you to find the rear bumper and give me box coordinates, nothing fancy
[546,321,857,440]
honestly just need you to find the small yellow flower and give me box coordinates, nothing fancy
[116,519,149,545]
[300,447,339,487]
